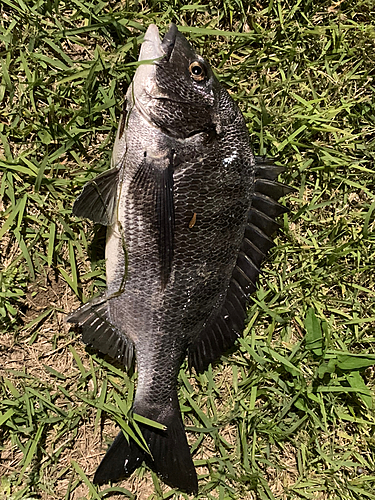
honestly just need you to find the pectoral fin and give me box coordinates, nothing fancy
[130,153,175,289]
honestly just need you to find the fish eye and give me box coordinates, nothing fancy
[189,61,206,82]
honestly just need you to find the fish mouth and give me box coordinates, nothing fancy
[138,24,177,63]
[161,24,178,61]
[138,24,164,62]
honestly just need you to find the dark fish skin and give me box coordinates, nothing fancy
[67,24,292,494]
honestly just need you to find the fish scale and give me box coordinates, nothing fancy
[67,23,292,495]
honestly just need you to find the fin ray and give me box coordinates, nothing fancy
[130,154,175,288]
[67,295,134,370]
[94,431,144,485]
[189,156,292,372]
[73,168,120,225]
[254,155,285,180]
[94,410,198,494]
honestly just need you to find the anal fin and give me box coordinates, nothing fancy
[66,295,134,370]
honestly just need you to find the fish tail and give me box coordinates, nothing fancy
[93,430,145,485]
[93,412,198,494]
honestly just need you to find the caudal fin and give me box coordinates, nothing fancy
[93,417,198,494]
[93,431,145,484]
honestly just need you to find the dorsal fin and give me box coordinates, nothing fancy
[188,157,292,373]
[73,168,120,225]
[254,155,285,180]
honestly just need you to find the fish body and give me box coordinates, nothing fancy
[68,24,291,494]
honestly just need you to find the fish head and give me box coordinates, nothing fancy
[127,24,223,139]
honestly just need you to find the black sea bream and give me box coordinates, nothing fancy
[68,24,292,494]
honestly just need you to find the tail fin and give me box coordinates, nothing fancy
[93,431,145,484]
[93,416,198,494]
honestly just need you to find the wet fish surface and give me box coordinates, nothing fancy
[67,23,292,494]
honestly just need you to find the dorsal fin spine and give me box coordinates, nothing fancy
[188,157,293,373]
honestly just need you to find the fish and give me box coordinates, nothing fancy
[67,23,292,495]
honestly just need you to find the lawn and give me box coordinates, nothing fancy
[1,0,375,499]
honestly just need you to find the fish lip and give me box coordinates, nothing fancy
[161,23,178,62]
[138,24,177,64]
[139,24,164,62]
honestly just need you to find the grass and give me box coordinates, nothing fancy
[1,0,375,498]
